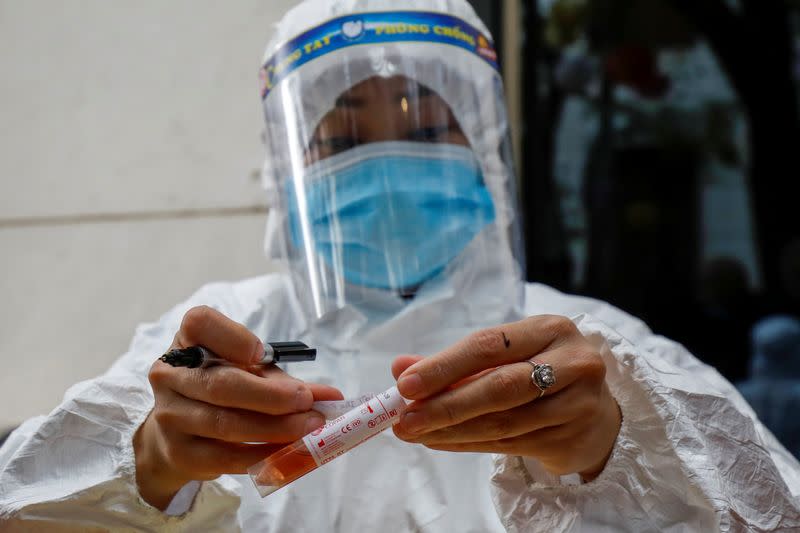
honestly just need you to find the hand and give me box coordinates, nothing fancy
[134,306,342,510]
[392,315,621,480]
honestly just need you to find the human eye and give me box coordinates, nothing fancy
[407,125,452,143]
[308,136,359,156]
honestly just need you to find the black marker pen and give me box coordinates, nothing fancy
[160,341,316,368]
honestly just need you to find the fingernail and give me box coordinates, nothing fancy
[251,340,264,364]
[304,416,325,435]
[399,411,426,434]
[397,373,423,397]
[295,387,313,411]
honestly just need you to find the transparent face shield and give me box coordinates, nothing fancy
[260,12,524,319]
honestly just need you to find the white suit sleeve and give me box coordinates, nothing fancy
[0,286,244,531]
[490,313,800,532]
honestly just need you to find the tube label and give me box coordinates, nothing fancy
[312,393,376,420]
[301,386,407,466]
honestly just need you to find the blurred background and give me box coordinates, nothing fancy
[2,1,799,452]
[0,0,287,429]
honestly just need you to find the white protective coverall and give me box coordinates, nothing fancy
[2,1,800,531]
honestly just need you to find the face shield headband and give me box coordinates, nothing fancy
[259,11,499,102]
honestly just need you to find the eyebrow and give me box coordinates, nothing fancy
[334,95,365,108]
[399,84,433,101]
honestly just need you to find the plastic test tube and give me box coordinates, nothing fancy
[247,385,408,497]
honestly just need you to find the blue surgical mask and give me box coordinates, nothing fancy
[285,141,496,290]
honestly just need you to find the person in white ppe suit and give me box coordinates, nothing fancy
[2,1,800,531]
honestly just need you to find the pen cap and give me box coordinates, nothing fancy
[267,341,316,362]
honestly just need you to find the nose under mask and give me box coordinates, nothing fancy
[285,141,496,291]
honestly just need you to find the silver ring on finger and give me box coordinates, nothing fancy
[524,360,556,399]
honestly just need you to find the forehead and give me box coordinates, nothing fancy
[333,75,444,106]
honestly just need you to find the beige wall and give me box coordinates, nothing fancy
[0,1,299,429]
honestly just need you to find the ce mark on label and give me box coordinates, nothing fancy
[341,419,362,433]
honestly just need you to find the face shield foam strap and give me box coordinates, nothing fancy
[260,11,499,100]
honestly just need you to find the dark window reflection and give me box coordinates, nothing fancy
[517,0,800,386]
